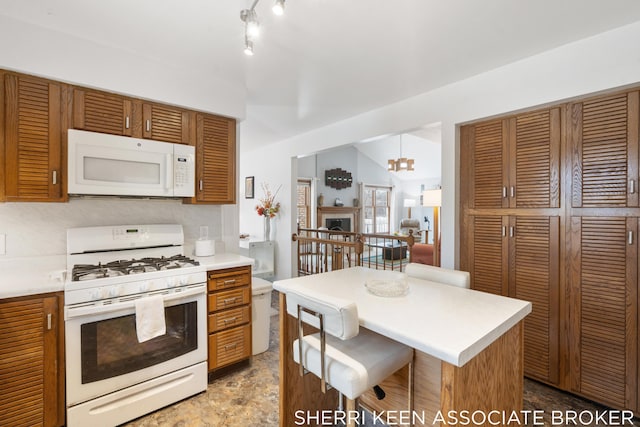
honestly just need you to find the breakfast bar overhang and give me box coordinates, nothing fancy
[274,266,532,427]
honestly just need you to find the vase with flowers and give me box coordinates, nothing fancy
[255,183,281,241]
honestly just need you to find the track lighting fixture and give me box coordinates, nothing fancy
[240,0,286,55]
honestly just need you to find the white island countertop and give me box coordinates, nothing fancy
[273,266,531,367]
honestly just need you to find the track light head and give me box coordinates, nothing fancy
[240,8,260,38]
[244,38,254,56]
[272,0,285,15]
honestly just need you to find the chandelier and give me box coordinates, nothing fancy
[241,0,286,56]
[387,134,415,172]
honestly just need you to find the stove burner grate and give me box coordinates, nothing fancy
[71,255,200,281]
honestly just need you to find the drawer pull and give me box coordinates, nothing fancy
[223,297,240,305]
[224,343,237,351]
[223,279,237,286]
[223,317,238,324]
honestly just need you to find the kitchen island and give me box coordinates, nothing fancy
[273,266,532,427]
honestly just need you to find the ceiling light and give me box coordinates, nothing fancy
[272,0,285,16]
[388,134,415,172]
[244,38,254,56]
[240,7,260,39]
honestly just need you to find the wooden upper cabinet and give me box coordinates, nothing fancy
[4,74,64,202]
[73,88,140,137]
[142,103,192,144]
[569,216,638,410]
[462,120,508,209]
[186,113,236,204]
[571,91,640,208]
[461,107,561,210]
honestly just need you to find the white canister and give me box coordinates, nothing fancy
[195,239,215,257]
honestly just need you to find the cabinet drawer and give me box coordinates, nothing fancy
[208,324,251,369]
[208,287,250,311]
[207,267,251,291]
[208,306,250,332]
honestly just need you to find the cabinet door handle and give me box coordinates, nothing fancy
[223,297,239,305]
[46,313,52,330]
[224,343,237,351]
[223,317,238,324]
[52,170,57,185]
[509,226,515,238]
[223,279,237,286]
[146,119,151,132]
[629,231,634,245]
[199,180,203,192]
[125,116,130,129]
[510,186,515,198]
[502,226,506,237]
[630,179,636,194]
[502,186,507,198]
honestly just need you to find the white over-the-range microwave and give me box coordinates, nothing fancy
[67,129,195,197]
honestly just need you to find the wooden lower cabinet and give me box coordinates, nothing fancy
[0,293,64,427]
[207,266,252,371]
[464,214,560,385]
[569,216,638,411]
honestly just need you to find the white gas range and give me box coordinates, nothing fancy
[64,224,207,427]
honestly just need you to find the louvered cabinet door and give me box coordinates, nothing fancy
[509,108,561,208]
[4,74,63,201]
[142,103,192,144]
[467,216,509,296]
[508,216,560,384]
[569,217,638,410]
[0,295,60,427]
[462,120,509,209]
[73,89,140,137]
[190,113,236,204]
[571,91,640,207]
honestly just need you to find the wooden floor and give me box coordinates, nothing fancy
[126,291,638,427]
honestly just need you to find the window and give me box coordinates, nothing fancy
[363,185,391,234]
[297,179,312,229]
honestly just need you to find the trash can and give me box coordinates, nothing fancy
[251,277,273,355]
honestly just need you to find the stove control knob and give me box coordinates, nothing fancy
[165,277,176,288]
[108,287,121,298]
[140,282,149,293]
[179,275,189,286]
[90,289,101,301]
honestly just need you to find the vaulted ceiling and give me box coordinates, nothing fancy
[2,0,640,150]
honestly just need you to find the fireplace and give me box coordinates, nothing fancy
[326,218,351,232]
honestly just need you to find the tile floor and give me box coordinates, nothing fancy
[124,292,637,427]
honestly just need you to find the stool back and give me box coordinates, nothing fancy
[405,263,470,288]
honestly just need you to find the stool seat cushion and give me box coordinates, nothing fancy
[293,327,413,400]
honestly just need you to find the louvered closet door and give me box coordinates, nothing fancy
[466,120,509,209]
[509,108,561,208]
[569,217,638,410]
[194,113,236,204]
[509,216,560,384]
[73,89,137,136]
[4,75,62,201]
[571,92,640,207]
[468,216,508,296]
[143,103,191,144]
[0,296,58,427]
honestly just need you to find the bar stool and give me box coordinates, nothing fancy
[286,290,414,427]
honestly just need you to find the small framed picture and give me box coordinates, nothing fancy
[245,176,255,199]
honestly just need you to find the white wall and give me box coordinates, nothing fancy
[0,14,246,120]
[240,21,640,277]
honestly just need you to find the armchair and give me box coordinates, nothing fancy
[399,218,420,236]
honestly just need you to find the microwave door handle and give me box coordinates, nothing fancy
[165,154,172,191]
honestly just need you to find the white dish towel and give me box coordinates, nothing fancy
[135,295,166,343]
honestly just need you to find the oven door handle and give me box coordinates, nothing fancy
[65,285,206,320]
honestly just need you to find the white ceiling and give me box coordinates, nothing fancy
[2,0,640,150]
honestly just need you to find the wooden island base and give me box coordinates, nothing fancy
[278,294,524,427]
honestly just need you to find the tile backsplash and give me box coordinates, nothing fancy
[0,198,223,258]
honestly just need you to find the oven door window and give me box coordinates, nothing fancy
[80,301,197,384]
